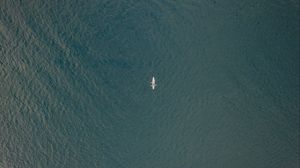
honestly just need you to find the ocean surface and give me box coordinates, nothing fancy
[0,0,299,168]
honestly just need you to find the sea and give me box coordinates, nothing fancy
[0,0,299,168]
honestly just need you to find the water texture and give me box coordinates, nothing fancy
[0,0,299,168]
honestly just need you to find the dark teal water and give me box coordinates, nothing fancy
[0,0,299,167]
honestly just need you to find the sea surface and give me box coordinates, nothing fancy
[0,0,299,168]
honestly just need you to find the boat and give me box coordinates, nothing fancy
[150,76,157,90]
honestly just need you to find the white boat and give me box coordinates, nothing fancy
[150,76,157,90]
